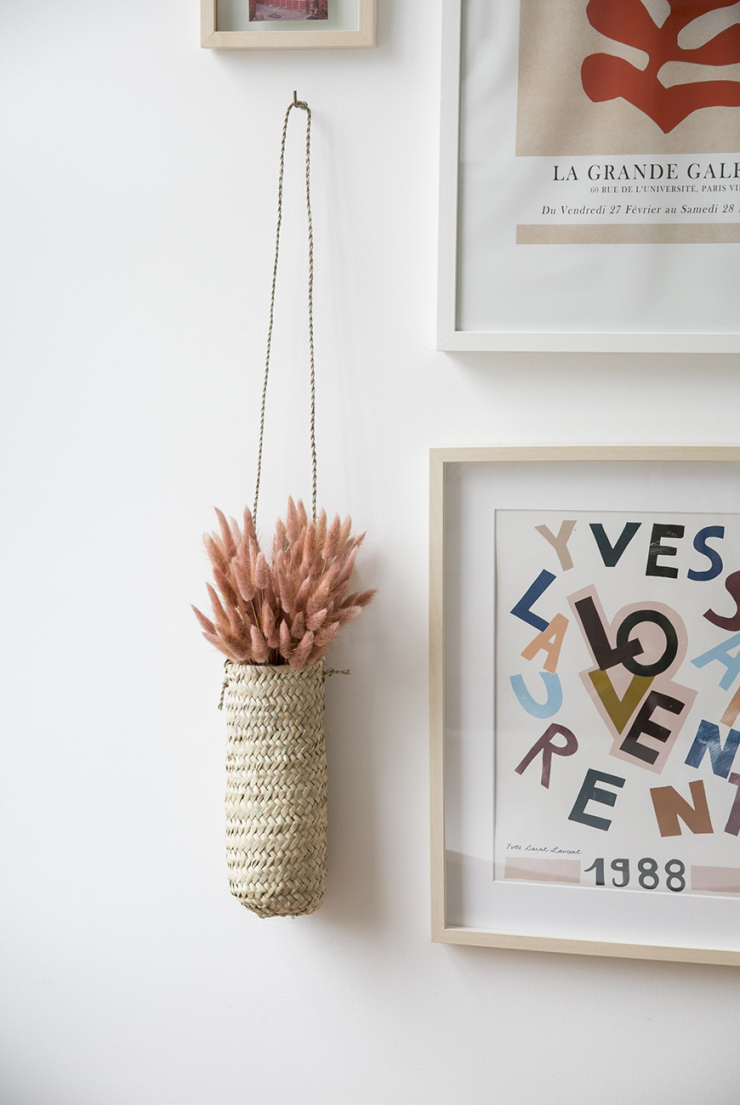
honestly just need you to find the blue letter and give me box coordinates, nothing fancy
[510,569,556,632]
[685,719,740,779]
[688,526,725,582]
[510,672,563,719]
[691,632,740,691]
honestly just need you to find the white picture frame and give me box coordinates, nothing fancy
[431,446,740,964]
[201,0,376,49]
[438,0,740,353]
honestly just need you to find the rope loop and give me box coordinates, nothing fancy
[253,96,317,526]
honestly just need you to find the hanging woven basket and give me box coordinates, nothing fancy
[224,659,327,918]
[193,95,374,917]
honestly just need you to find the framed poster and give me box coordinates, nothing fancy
[201,0,375,49]
[438,1,740,352]
[431,446,740,963]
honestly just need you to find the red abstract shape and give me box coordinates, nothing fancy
[582,0,740,132]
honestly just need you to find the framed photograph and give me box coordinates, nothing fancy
[431,446,740,964]
[201,0,376,49]
[438,0,740,352]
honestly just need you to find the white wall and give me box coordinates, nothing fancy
[3,3,740,1103]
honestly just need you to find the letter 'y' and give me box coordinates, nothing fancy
[536,521,577,570]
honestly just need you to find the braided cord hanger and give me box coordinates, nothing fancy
[253,93,318,527]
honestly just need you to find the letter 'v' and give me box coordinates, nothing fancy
[590,522,641,568]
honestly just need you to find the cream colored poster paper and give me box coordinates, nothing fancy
[516,0,740,244]
[494,510,740,898]
[454,0,740,341]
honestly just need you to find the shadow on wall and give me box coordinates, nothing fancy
[320,662,384,934]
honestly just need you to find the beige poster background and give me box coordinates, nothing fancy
[517,0,740,156]
[494,508,740,894]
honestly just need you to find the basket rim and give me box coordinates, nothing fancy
[224,658,325,675]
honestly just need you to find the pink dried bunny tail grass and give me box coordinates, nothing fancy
[194,500,374,667]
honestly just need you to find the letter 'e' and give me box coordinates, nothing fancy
[568,768,625,831]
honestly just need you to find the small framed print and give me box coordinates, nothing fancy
[431,446,740,964]
[201,0,376,49]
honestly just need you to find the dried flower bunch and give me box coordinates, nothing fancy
[193,497,375,669]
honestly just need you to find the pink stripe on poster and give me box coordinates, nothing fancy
[691,866,740,894]
[516,224,740,246]
[504,858,581,885]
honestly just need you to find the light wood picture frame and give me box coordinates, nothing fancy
[201,0,376,49]
[431,446,740,964]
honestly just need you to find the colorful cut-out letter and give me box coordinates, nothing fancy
[515,723,578,789]
[650,780,714,837]
[691,631,740,690]
[568,768,625,831]
[510,672,563,719]
[535,521,577,571]
[521,615,569,673]
[511,570,556,633]
[685,719,740,779]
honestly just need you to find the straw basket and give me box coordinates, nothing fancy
[223,659,328,918]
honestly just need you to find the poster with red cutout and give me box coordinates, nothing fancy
[438,0,740,351]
